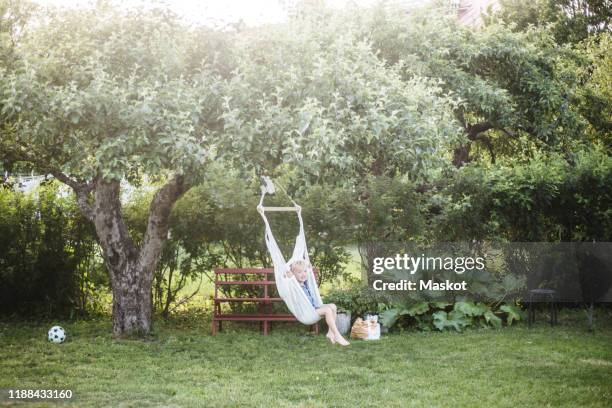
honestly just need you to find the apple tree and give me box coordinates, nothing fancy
[0,4,230,336]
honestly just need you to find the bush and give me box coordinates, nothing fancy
[0,181,106,317]
[323,283,392,316]
[328,252,527,331]
[380,300,524,332]
[431,148,612,242]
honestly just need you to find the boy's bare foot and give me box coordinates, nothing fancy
[335,334,350,346]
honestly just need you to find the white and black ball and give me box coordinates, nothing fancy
[48,326,66,343]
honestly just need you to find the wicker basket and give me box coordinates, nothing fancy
[350,317,381,340]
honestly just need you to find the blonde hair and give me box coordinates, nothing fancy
[290,260,309,274]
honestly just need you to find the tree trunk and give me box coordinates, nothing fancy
[358,241,375,286]
[111,263,153,336]
[452,144,470,167]
[87,175,188,337]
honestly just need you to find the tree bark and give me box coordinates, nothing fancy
[111,263,153,337]
[87,175,188,337]
[357,241,385,286]
[452,144,471,167]
[453,121,496,167]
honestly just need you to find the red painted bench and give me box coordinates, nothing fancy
[212,268,320,335]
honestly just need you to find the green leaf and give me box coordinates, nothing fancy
[449,310,470,330]
[454,301,488,317]
[433,310,469,332]
[404,302,430,316]
[432,311,449,331]
[380,308,400,328]
[500,304,523,326]
[484,310,502,329]
[430,301,451,310]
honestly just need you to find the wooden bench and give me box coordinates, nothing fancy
[212,267,320,335]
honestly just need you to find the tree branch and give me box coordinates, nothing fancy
[500,127,519,139]
[452,120,495,167]
[466,121,495,139]
[472,133,496,164]
[138,174,190,276]
[1,143,96,221]
[50,171,96,221]
[92,178,138,284]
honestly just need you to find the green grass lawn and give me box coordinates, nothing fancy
[1,311,611,408]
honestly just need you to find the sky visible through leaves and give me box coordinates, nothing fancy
[32,0,410,27]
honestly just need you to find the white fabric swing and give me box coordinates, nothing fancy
[257,179,323,325]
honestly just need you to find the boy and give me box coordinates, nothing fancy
[288,260,350,346]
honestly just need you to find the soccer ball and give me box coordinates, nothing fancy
[48,326,66,343]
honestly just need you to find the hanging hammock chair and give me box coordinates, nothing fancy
[257,176,323,325]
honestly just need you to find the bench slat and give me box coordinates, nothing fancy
[215,268,274,274]
[214,314,296,321]
[215,297,283,302]
[260,206,299,212]
[215,280,276,285]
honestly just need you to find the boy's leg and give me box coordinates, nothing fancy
[329,303,337,319]
[318,304,334,335]
[324,304,338,329]
[316,306,350,345]
[316,306,339,337]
